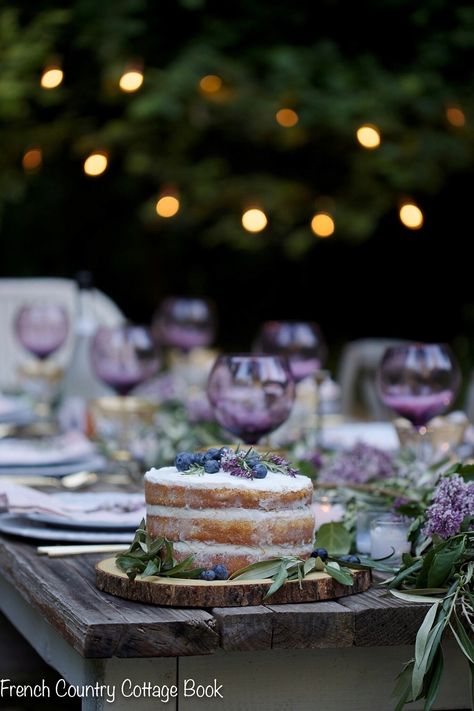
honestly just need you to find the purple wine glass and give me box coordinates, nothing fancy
[152,297,216,352]
[15,303,69,359]
[91,325,159,396]
[254,321,327,383]
[207,354,295,444]
[377,343,460,430]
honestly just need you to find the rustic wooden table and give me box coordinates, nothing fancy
[0,536,469,711]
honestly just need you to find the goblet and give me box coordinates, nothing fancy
[207,354,295,445]
[152,297,216,352]
[254,321,326,383]
[91,325,159,395]
[15,303,69,360]
[377,343,460,431]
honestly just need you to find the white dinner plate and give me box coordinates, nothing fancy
[0,454,107,478]
[0,514,135,543]
[321,421,399,451]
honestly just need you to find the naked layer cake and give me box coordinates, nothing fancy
[144,448,316,574]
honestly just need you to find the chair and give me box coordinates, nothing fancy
[0,277,124,390]
[337,338,408,419]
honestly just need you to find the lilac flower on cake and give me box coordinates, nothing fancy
[424,474,474,539]
[318,443,394,486]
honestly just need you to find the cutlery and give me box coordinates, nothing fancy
[37,543,128,557]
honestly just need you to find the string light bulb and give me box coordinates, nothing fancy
[311,213,335,238]
[275,108,299,127]
[22,147,42,172]
[242,208,268,233]
[156,195,180,218]
[399,202,423,230]
[119,69,144,93]
[446,106,466,127]
[199,75,222,93]
[356,124,381,149]
[40,66,63,90]
[83,152,108,177]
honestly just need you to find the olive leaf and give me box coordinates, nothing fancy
[315,522,351,556]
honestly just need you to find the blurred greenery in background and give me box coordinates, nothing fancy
[1,0,474,356]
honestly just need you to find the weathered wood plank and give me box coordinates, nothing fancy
[266,601,354,649]
[0,537,219,658]
[211,606,274,651]
[337,586,430,646]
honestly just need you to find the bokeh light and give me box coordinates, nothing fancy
[40,66,63,89]
[311,213,335,238]
[399,202,423,229]
[22,148,42,172]
[356,124,381,149]
[156,195,180,217]
[276,108,299,127]
[83,152,108,177]
[446,106,466,127]
[199,75,222,93]
[242,208,268,232]
[119,70,144,93]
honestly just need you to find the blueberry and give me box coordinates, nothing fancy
[204,459,220,474]
[192,452,206,466]
[200,570,216,581]
[204,448,221,461]
[340,554,361,564]
[175,452,194,471]
[247,456,261,468]
[311,547,328,561]
[219,446,232,457]
[253,463,268,479]
[213,564,229,580]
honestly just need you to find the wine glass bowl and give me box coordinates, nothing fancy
[91,325,159,396]
[254,321,326,382]
[377,343,460,430]
[206,353,295,444]
[153,297,216,351]
[15,303,69,360]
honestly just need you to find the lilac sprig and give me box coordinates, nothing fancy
[317,443,394,486]
[266,453,298,478]
[221,451,255,479]
[424,473,474,539]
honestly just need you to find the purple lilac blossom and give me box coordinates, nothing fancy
[424,474,474,539]
[318,442,394,485]
[267,454,298,477]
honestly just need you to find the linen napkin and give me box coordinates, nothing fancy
[0,482,145,523]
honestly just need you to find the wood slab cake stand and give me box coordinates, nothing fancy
[96,557,371,607]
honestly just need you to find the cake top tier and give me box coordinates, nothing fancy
[145,466,312,494]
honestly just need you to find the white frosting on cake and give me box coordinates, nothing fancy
[146,504,309,520]
[145,466,311,493]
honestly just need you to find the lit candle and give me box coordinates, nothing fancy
[370,516,411,566]
[312,493,345,528]
[356,508,388,554]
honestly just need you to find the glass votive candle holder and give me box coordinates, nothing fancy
[312,490,345,528]
[355,508,388,554]
[369,514,411,567]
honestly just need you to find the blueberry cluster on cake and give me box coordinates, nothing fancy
[144,447,316,575]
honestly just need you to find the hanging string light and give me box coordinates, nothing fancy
[22,147,42,172]
[40,65,63,90]
[311,212,335,238]
[446,106,466,127]
[356,124,381,149]
[275,108,299,127]
[242,208,268,233]
[119,67,144,93]
[399,202,423,230]
[83,152,108,177]
[156,195,180,217]
[199,75,222,94]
